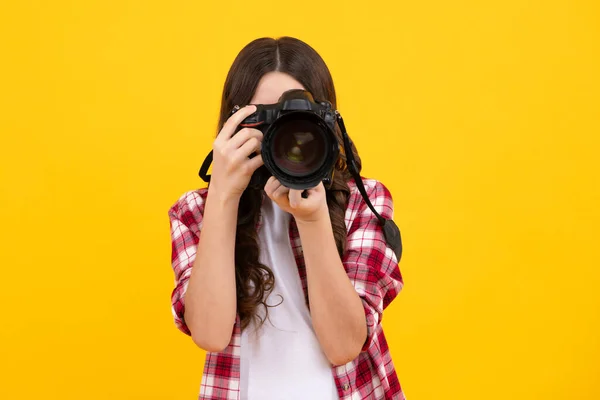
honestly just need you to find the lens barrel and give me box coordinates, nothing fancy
[262,111,338,190]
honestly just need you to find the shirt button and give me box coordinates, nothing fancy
[342,384,350,391]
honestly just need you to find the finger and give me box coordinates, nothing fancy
[302,183,323,197]
[264,176,280,196]
[244,153,264,173]
[273,184,290,199]
[226,128,263,150]
[302,182,322,192]
[289,189,303,208]
[266,175,277,186]
[219,105,257,140]
[231,137,262,164]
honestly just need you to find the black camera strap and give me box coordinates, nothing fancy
[336,112,403,261]
[199,150,213,182]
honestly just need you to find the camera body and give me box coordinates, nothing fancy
[233,89,340,191]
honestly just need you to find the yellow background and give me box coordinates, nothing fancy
[1,0,599,399]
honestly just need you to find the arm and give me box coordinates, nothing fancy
[296,215,367,366]
[184,189,240,351]
[168,190,240,352]
[341,180,403,352]
[264,177,403,365]
[169,105,264,352]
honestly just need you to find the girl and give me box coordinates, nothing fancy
[168,36,406,400]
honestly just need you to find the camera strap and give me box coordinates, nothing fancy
[199,150,213,182]
[336,112,403,261]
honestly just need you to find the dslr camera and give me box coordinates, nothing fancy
[200,89,340,190]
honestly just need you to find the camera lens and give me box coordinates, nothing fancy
[271,119,327,177]
[261,111,338,190]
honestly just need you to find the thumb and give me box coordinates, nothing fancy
[289,189,302,209]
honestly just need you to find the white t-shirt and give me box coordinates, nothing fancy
[240,196,339,400]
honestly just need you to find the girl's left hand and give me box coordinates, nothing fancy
[264,176,329,224]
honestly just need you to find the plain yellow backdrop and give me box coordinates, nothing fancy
[1,0,599,399]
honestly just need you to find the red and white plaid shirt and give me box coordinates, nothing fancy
[168,177,406,400]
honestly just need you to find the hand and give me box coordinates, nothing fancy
[209,105,264,200]
[264,176,329,224]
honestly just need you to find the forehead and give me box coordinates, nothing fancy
[250,72,306,105]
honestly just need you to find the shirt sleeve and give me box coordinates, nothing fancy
[168,192,204,336]
[342,180,404,352]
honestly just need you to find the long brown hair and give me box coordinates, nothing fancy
[215,37,362,331]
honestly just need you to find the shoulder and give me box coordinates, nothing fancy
[168,188,209,236]
[346,177,395,219]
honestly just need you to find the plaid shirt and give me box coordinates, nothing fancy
[168,177,406,400]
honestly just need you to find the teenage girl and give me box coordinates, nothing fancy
[168,36,406,400]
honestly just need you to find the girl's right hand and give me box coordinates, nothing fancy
[208,105,264,200]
